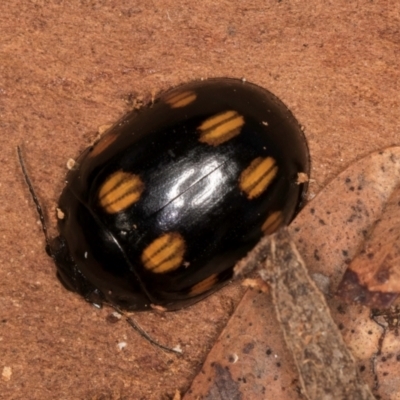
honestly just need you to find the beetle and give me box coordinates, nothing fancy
[20,78,309,312]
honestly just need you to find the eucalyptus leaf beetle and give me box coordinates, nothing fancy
[23,78,309,312]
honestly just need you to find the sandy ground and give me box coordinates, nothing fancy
[1,1,399,399]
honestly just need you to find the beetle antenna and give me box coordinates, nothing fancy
[110,305,183,355]
[17,146,53,255]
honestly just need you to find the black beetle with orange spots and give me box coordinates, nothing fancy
[21,78,310,311]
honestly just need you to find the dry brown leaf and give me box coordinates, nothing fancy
[184,147,400,400]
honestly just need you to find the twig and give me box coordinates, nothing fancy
[234,228,375,400]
